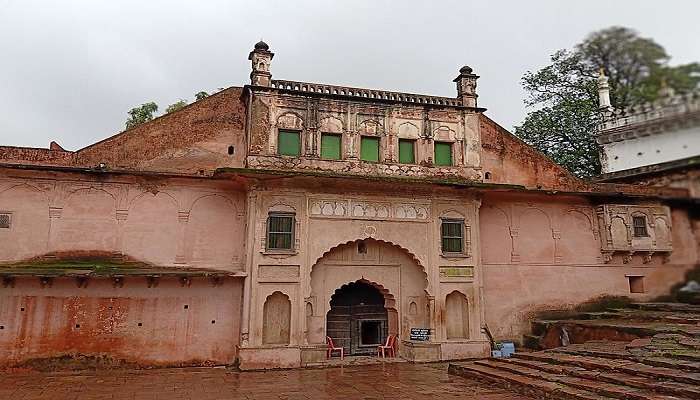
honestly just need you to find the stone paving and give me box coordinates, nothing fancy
[0,362,531,400]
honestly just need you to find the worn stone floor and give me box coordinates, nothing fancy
[0,362,532,400]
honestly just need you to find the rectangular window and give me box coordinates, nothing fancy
[398,139,416,164]
[320,133,341,160]
[441,219,464,254]
[267,213,295,250]
[0,213,10,229]
[278,130,301,156]
[632,216,648,237]
[434,142,453,166]
[360,136,380,162]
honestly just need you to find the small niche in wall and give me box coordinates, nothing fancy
[627,275,645,294]
[211,320,216,324]
[0,213,11,229]
[484,172,492,180]
[357,241,367,254]
[137,322,143,327]
[184,304,189,310]
[228,145,235,155]
[0,325,4,330]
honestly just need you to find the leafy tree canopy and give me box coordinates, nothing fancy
[125,102,158,130]
[165,99,188,114]
[195,91,209,101]
[515,26,700,178]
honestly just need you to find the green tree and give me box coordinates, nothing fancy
[515,26,700,178]
[195,91,209,101]
[125,102,158,130]
[165,99,188,114]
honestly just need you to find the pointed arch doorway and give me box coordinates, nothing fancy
[326,280,388,355]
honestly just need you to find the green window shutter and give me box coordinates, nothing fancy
[441,219,464,253]
[321,134,341,160]
[267,213,295,250]
[398,139,415,164]
[360,136,380,162]
[434,142,452,166]
[278,130,300,156]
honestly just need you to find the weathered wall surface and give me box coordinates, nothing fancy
[0,169,246,271]
[246,90,482,181]
[480,192,698,339]
[480,115,585,191]
[73,87,247,174]
[0,145,74,167]
[0,277,243,366]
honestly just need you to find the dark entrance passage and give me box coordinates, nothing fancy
[326,281,388,355]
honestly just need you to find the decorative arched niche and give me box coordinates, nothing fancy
[319,116,344,134]
[445,291,470,340]
[397,122,420,139]
[262,291,291,345]
[276,112,305,130]
[433,126,458,142]
[357,119,383,136]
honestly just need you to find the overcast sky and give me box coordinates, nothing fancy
[0,0,698,150]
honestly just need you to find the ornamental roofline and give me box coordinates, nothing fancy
[247,79,484,110]
[597,90,700,143]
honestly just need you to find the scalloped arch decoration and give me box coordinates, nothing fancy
[330,278,397,310]
[276,112,305,130]
[398,122,420,139]
[319,116,344,133]
[311,238,431,295]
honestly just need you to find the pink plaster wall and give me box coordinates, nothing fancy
[0,171,246,271]
[479,193,698,340]
[0,277,243,366]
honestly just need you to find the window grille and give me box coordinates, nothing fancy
[0,213,10,229]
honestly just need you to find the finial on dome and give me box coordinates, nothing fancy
[248,40,274,87]
[459,65,473,74]
[254,40,269,51]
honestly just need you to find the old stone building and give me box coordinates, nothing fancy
[0,42,697,370]
[595,72,700,198]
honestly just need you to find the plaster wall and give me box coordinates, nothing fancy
[601,126,700,173]
[480,193,698,340]
[0,171,246,271]
[0,276,243,366]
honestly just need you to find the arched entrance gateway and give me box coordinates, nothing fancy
[308,239,430,355]
[327,280,390,355]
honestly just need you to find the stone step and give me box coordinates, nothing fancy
[553,346,700,372]
[582,310,700,325]
[629,303,700,313]
[502,357,700,399]
[515,352,700,386]
[533,319,700,342]
[472,359,684,400]
[448,362,611,400]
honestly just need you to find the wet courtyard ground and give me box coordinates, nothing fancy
[0,362,531,400]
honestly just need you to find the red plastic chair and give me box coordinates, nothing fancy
[377,334,396,358]
[327,336,344,360]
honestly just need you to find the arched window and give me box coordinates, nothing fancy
[262,292,291,345]
[445,291,470,339]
